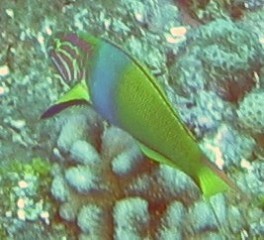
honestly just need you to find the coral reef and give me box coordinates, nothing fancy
[180,0,264,22]
[49,107,262,239]
[243,0,264,10]
[174,91,234,137]
[45,2,264,239]
[169,18,264,102]
[1,0,264,239]
[237,90,264,133]
[201,124,256,167]
[0,157,64,239]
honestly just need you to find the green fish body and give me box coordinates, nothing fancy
[42,32,239,197]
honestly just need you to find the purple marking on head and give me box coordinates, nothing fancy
[63,33,92,54]
[48,33,91,84]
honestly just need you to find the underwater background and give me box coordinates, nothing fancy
[0,0,264,239]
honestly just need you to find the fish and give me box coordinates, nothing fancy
[41,32,240,198]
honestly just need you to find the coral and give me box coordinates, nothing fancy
[169,18,264,101]
[121,0,180,30]
[0,157,55,238]
[174,91,234,137]
[114,197,149,240]
[64,165,103,193]
[227,205,246,233]
[237,161,264,196]
[182,0,232,22]
[124,35,167,73]
[208,194,228,226]
[237,90,264,133]
[201,124,256,167]
[155,165,199,200]
[77,204,104,235]
[50,109,201,238]
[51,175,70,202]
[195,0,231,21]
[260,67,264,88]
[249,216,264,237]
[56,107,103,153]
[243,0,264,10]
[157,201,186,239]
[111,148,143,176]
[169,53,206,96]
[49,108,263,239]
[59,202,77,222]
[70,140,101,165]
[183,0,264,22]
[239,4,264,51]
[191,201,218,232]
[0,0,263,238]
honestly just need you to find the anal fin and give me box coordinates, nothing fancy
[137,141,178,169]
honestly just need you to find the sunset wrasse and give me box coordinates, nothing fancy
[41,32,239,197]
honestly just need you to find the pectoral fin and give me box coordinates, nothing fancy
[41,80,90,119]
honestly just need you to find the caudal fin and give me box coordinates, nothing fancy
[197,157,241,198]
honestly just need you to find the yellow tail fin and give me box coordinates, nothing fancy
[197,157,240,198]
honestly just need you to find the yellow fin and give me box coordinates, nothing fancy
[138,142,240,198]
[198,166,230,198]
[57,79,90,104]
[198,157,239,198]
[137,142,178,168]
[41,80,90,119]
